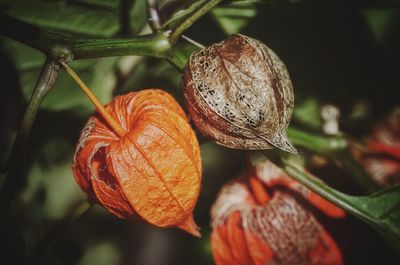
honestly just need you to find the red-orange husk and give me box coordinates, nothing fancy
[210,160,345,265]
[73,89,202,236]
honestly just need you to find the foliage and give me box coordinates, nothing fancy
[1,0,400,264]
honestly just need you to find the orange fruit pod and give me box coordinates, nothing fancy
[72,89,202,236]
[210,159,345,265]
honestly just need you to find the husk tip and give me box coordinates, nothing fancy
[270,131,299,155]
[177,215,201,237]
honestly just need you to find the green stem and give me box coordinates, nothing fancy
[165,45,191,70]
[0,14,171,61]
[69,33,171,59]
[61,62,126,137]
[281,157,400,250]
[287,127,378,193]
[169,0,224,44]
[282,155,400,251]
[282,157,372,222]
[0,14,72,61]
[332,150,378,193]
[287,127,347,153]
[147,0,162,32]
[0,60,60,217]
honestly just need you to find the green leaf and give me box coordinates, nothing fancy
[22,154,85,219]
[129,0,148,34]
[162,0,208,28]
[79,242,120,265]
[0,0,149,112]
[362,8,397,44]
[1,37,118,111]
[2,0,120,37]
[282,156,400,250]
[162,0,260,34]
[211,0,261,34]
[55,58,118,111]
[351,186,400,249]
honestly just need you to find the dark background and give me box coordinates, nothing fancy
[1,0,400,264]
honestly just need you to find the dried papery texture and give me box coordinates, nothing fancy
[356,107,400,187]
[73,89,202,236]
[183,34,297,154]
[210,160,344,265]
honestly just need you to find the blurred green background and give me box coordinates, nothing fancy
[1,0,400,264]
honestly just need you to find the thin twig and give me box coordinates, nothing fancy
[287,127,378,193]
[182,35,205,49]
[0,60,60,219]
[147,0,162,32]
[60,62,126,137]
[169,0,224,44]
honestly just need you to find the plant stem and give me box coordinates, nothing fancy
[182,35,205,49]
[281,157,359,214]
[0,60,60,217]
[287,127,378,193]
[69,33,171,60]
[0,14,72,61]
[147,0,162,32]
[287,127,347,153]
[280,156,388,232]
[0,14,171,61]
[170,0,224,44]
[281,154,400,251]
[332,150,378,193]
[281,156,400,248]
[61,62,126,137]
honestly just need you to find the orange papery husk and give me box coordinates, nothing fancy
[72,89,202,236]
[210,160,345,265]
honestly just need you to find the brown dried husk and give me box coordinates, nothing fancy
[72,89,201,236]
[183,34,297,153]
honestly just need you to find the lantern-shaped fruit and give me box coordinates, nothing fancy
[183,34,297,154]
[210,160,345,265]
[73,89,202,236]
